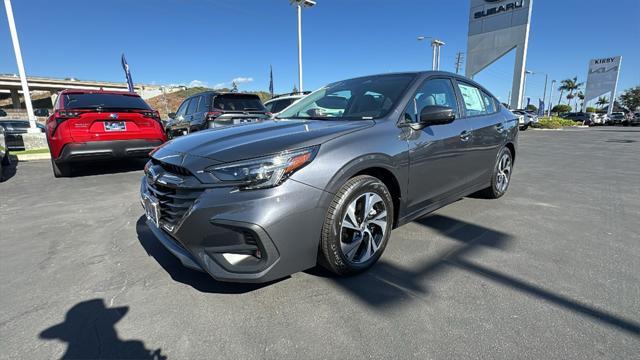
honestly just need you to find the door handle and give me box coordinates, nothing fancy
[496,123,505,132]
[460,130,472,141]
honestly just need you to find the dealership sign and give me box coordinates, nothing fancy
[474,0,524,19]
[584,56,622,115]
[466,0,533,109]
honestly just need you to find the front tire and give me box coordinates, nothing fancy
[477,147,513,199]
[51,159,71,178]
[319,175,394,276]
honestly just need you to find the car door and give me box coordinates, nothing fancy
[191,95,211,131]
[172,99,189,135]
[402,77,474,216]
[454,81,506,186]
[184,96,200,133]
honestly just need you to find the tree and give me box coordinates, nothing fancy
[586,106,597,113]
[577,91,585,111]
[526,104,538,112]
[292,84,299,94]
[552,104,571,114]
[596,96,609,109]
[231,81,238,92]
[618,86,640,112]
[558,77,583,105]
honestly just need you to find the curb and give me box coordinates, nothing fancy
[17,153,51,161]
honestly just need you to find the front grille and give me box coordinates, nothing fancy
[151,158,192,176]
[146,181,202,231]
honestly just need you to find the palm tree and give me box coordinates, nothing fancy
[577,91,585,111]
[596,96,609,109]
[558,77,584,105]
[557,78,572,105]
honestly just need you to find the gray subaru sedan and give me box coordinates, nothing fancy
[140,71,518,283]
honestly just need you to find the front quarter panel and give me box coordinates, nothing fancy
[291,119,410,211]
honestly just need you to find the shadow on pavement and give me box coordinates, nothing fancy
[67,158,147,177]
[325,213,640,335]
[39,299,166,359]
[315,214,513,308]
[448,258,640,336]
[135,216,280,293]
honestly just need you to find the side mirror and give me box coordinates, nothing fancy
[168,112,176,119]
[411,105,455,130]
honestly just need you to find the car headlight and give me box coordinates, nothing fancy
[206,146,319,190]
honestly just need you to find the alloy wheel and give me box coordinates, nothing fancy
[340,192,387,264]
[496,152,512,193]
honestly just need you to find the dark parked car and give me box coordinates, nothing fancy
[0,125,11,181]
[34,108,50,117]
[140,71,518,283]
[561,112,593,125]
[0,108,7,117]
[166,92,270,138]
[0,120,46,150]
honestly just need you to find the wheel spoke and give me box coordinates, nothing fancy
[344,202,359,229]
[341,235,364,261]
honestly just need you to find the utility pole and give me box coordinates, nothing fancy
[4,0,37,131]
[454,52,464,74]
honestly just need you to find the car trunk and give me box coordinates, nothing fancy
[208,94,269,128]
[65,110,160,142]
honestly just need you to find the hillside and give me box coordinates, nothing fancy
[146,87,272,119]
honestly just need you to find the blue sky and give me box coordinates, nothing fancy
[1,0,639,105]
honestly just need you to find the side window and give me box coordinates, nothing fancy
[481,91,496,114]
[176,99,189,118]
[272,99,294,113]
[186,96,200,115]
[198,95,211,112]
[457,83,487,116]
[264,102,274,112]
[403,78,459,123]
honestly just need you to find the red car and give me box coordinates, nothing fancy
[46,89,166,177]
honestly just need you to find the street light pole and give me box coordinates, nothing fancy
[521,70,533,109]
[292,0,315,94]
[548,80,556,117]
[4,0,37,131]
[296,4,303,93]
[417,36,444,70]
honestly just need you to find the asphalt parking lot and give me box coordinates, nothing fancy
[1,127,639,359]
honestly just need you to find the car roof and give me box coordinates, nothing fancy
[185,91,261,99]
[59,89,140,96]
[264,94,306,103]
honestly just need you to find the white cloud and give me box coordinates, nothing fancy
[213,82,227,89]
[188,79,208,87]
[231,76,254,84]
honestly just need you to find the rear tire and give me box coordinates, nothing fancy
[319,175,394,276]
[477,147,513,199]
[51,159,71,178]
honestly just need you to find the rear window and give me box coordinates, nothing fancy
[213,95,265,111]
[63,93,151,110]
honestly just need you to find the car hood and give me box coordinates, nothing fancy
[158,118,373,163]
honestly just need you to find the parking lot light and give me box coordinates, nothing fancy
[3,0,37,131]
[291,0,316,93]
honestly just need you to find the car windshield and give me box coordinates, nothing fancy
[63,93,151,110]
[277,73,416,120]
[213,94,266,111]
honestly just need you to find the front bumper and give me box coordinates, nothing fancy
[57,139,163,163]
[140,175,331,283]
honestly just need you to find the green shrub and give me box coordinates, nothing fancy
[537,116,577,129]
[586,106,597,113]
[552,104,572,113]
